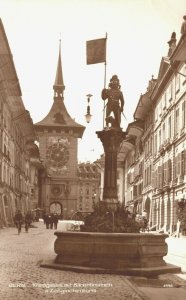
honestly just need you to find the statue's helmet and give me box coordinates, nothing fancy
[109,75,120,88]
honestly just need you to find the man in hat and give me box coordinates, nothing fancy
[14,210,23,234]
[181,15,186,35]
[101,75,124,128]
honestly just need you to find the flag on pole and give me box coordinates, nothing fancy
[86,38,106,65]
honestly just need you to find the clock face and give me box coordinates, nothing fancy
[46,139,69,170]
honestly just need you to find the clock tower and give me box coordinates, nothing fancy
[34,41,85,218]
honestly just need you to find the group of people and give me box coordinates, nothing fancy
[123,206,149,232]
[14,210,33,234]
[43,213,59,229]
[135,209,149,232]
[14,208,148,233]
[14,210,60,234]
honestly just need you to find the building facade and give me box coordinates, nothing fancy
[0,19,38,227]
[123,31,186,234]
[77,162,100,213]
[151,32,186,233]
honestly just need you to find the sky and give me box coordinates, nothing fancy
[0,0,185,162]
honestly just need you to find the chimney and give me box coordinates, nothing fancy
[147,75,157,92]
[167,32,177,57]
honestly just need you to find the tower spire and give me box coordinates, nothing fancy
[53,38,65,99]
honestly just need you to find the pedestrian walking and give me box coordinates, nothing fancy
[14,210,23,234]
[25,211,32,232]
[53,214,59,230]
[45,214,50,229]
[50,214,54,229]
[43,212,47,224]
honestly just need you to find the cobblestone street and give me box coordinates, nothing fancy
[0,221,186,300]
[0,221,147,300]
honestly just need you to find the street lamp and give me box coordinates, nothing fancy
[85,94,93,123]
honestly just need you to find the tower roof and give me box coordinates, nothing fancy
[34,40,85,138]
[53,40,65,97]
[34,97,85,137]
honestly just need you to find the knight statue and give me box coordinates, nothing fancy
[101,75,124,129]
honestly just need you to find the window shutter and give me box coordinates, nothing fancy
[164,161,167,185]
[149,165,152,185]
[168,159,172,182]
[161,163,164,187]
[174,156,177,179]
[134,164,138,179]
[156,169,158,188]
[142,161,144,174]
[158,166,161,188]
[131,172,134,184]
[176,74,180,93]
[181,151,185,176]
[177,153,181,176]
[168,82,172,101]
[133,185,137,197]
[154,169,157,188]
[152,166,155,188]
[147,167,149,185]
[127,173,130,186]
[161,165,163,188]
[139,163,142,176]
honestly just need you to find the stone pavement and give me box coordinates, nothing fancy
[0,221,186,300]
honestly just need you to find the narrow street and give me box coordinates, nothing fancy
[0,221,186,300]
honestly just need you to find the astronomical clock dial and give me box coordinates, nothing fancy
[46,137,70,173]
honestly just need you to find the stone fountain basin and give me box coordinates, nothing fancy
[40,231,181,276]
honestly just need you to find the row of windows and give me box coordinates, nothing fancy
[153,152,186,189]
[3,142,30,178]
[78,198,94,211]
[1,161,31,190]
[2,132,30,177]
[127,161,144,187]
[144,114,152,131]
[133,183,143,197]
[78,174,97,179]
[174,151,186,178]
[144,165,152,187]
[133,161,144,179]
[153,160,172,189]
[2,111,24,149]
[154,100,185,154]
[79,185,97,195]
[128,150,186,191]
[155,70,186,123]
[144,136,153,157]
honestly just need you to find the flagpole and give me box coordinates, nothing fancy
[103,32,107,129]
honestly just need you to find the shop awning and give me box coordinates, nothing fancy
[127,120,144,138]
[133,92,151,120]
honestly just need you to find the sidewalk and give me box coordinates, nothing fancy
[164,236,186,274]
[128,274,186,300]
